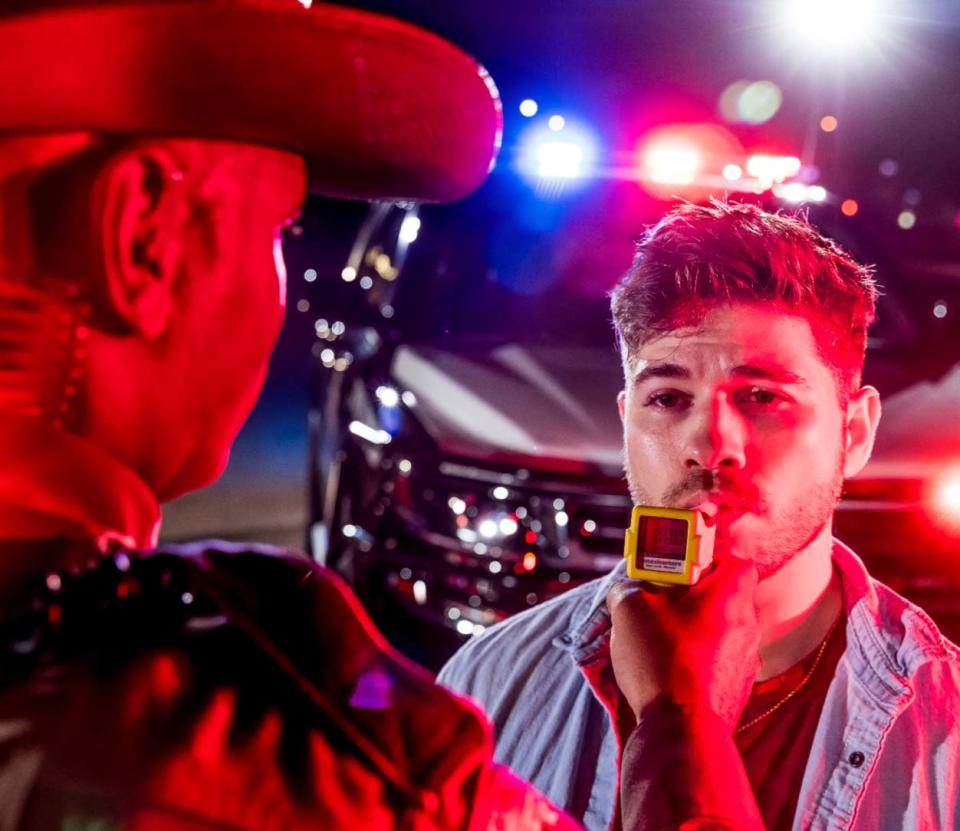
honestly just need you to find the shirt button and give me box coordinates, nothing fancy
[848,751,866,768]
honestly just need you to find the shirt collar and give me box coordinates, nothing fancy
[829,536,879,614]
[562,558,627,665]
[830,537,940,703]
[562,539,892,669]
[0,415,160,551]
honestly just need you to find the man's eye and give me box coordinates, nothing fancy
[739,388,782,406]
[644,392,689,409]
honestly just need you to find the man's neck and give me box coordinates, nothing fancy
[752,530,843,681]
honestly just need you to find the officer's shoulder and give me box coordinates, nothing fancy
[147,538,331,591]
[151,538,313,571]
[143,539,357,630]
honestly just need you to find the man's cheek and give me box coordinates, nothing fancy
[630,422,677,461]
[629,444,674,493]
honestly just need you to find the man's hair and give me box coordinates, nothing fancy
[610,200,878,400]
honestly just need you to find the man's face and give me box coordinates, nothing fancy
[617,302,848,579]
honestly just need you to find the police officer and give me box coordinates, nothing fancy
[0,2,576,828]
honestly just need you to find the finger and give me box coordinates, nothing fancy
[605,578,646,615]
[722,555,759,594]
[697,551,757,590]
[682,555,758,622]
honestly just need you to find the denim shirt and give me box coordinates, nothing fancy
[439,540,960,830]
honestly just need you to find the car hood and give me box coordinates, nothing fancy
[392,343,625,475]
[862,361,960,480]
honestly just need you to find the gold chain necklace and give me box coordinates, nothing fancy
[734,615,842,735]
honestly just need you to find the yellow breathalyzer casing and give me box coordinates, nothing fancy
[623,506,716,586]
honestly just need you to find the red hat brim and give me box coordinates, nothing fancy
[0,2,503,203]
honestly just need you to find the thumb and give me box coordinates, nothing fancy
[706,549,758,592]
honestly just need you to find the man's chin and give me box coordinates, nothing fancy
[715,524,825,582]
[714,536,785,581]
[712,518,782,579]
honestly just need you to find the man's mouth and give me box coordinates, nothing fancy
[680,493,753,519]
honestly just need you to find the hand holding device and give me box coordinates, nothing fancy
[608,509,760,731]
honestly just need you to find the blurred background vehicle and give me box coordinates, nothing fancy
[162,0,960,669]
[298,189,960,669]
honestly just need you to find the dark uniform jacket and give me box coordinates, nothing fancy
[0,539,569,831]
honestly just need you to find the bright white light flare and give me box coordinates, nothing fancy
[398,215,421,245]
[780,0,885,53]
[746,154,801,190]
[644,142,702,185]
[535,141,584,178]
[939,481,960,513]
[722,163,743,181]
[348,421,391,445]
[375,385,400,408]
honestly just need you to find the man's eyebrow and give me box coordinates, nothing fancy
[631,363,809,386]
[731,364,809,386]
[632,364,690,385]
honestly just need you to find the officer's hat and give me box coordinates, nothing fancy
[0,0,502,202]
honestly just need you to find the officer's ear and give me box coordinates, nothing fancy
[99,147,189,340]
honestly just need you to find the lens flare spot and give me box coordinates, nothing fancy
[897,209,916,230]
[841,199,859,217]
[737,81,782,125]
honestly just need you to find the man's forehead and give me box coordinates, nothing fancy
[627,303,826,381]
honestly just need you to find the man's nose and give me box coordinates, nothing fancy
[683,395,747,471]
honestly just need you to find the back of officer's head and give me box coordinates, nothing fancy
[610,200,878,405]
[0,132,305,499]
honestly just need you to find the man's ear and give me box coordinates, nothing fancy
[617,389,627,424]
[843,385,882,479]
[99,148,188,340]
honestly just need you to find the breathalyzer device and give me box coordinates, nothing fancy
[623,506,716,586]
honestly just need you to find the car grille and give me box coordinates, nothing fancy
[350,466,960,654]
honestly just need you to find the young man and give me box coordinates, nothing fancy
[440,201,960,830]
[0,2,582,828]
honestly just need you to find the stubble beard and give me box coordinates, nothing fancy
[623,447,846,581]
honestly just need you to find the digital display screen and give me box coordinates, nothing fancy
[638,516,687,561]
